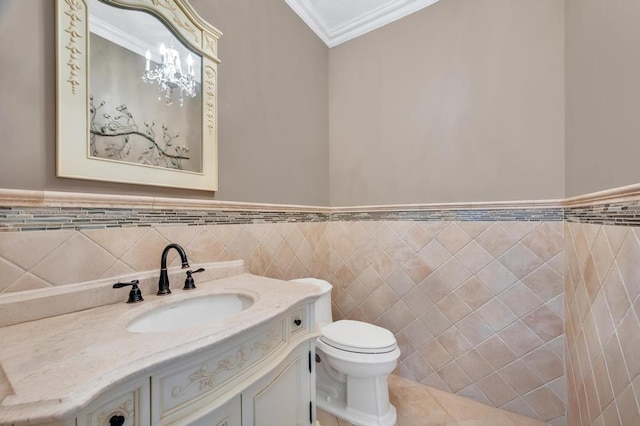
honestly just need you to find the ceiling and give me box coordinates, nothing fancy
[284,0,441,48]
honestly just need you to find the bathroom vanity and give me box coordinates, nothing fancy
[0,265,321,425]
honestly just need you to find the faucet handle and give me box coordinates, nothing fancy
[183,268,205,290]
[113,280,144,303]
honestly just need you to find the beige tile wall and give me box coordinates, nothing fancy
[565,222,640,425]
[0,222,330,293]
[7,206,640,424]
[328,221,566,425]
[0,218,566,424]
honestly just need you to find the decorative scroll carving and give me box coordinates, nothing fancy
[63,0,84,94]
[151,0,199,43]
[205,66,216,136]
[171,326,282,398]
[204,33,218,57]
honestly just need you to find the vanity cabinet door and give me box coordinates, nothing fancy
[241,343,313,426]
[76,377,150,426]
[178,394,241,426]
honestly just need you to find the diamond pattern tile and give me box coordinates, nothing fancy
[388,270,417,297]
[437,361,473,393]
[522,222,564,262]
[403,223,435,251]
[402,286,433,316]
[522,264,564,301]
[456,313,494,346]
[476,260,519,295]
[523,305,564,342]
[371,223,399,249]
[499,243,545,279]
[0,229,74,270]
[256,225,284,257]
[418,304,451,335]
[456,241,494,274]
[456,349,493,382]
[477,373,519,406]
[402,319,433,349]
[418,240,451,270]
[436,257,473,290]
[500,283,544,317]
[476,298,518,332]
[436,293,472,323]
[5,273,51,292]
[401,256,433,284]
[500,360,545,395]
[437,328,473,358]
[455,277,493,310]
[1,222,330,293]
[0,217,573,425]
[322,222,568,422]
[183,228,226,264]
[590,228,615,282]
[476,223,520,257]
[499,321,545,357]
[0,257,26,292]
[31,233,116,286]
[565,222,640,426]
[436,223,473,255]
[83,227,152,259]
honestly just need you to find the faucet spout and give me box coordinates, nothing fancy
[158,243,190,295]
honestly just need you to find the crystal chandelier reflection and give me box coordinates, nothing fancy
[142,38,196,107]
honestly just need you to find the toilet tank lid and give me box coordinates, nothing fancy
[321,320,397,352]
[291,278,332,293]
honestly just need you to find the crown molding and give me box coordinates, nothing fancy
[285,0,440,48]
[90,15,153,60]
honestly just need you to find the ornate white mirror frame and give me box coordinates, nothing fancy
[56,0,221,191]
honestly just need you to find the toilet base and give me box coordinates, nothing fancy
[315,346,398,426]
[317,393,397,426]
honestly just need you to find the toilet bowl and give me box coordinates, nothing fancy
[292,278,400,426]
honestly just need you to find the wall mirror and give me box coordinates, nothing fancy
[56,0,221,191]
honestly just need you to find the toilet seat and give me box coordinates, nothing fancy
[320,320,397,354]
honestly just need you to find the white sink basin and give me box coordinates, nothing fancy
[127,294,254,333]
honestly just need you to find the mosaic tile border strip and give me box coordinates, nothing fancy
[564,200,640,226]
[0,206,567,232]
[2,187,640,230]
[331,208,565,222]
[0,207,329,232]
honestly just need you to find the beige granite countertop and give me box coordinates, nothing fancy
[0,272,322,425]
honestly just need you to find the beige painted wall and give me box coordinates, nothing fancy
[0,0,329,206]
[329,0,565,206]
[565,0,640,197]
[9,0,623,207]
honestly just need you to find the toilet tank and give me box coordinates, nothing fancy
[291,278,333,328]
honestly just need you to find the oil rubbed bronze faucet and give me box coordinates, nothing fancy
[158,243,190,295]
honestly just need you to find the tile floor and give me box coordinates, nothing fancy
[317,375,547,426]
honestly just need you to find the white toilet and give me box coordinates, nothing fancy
[292,278,400,426]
